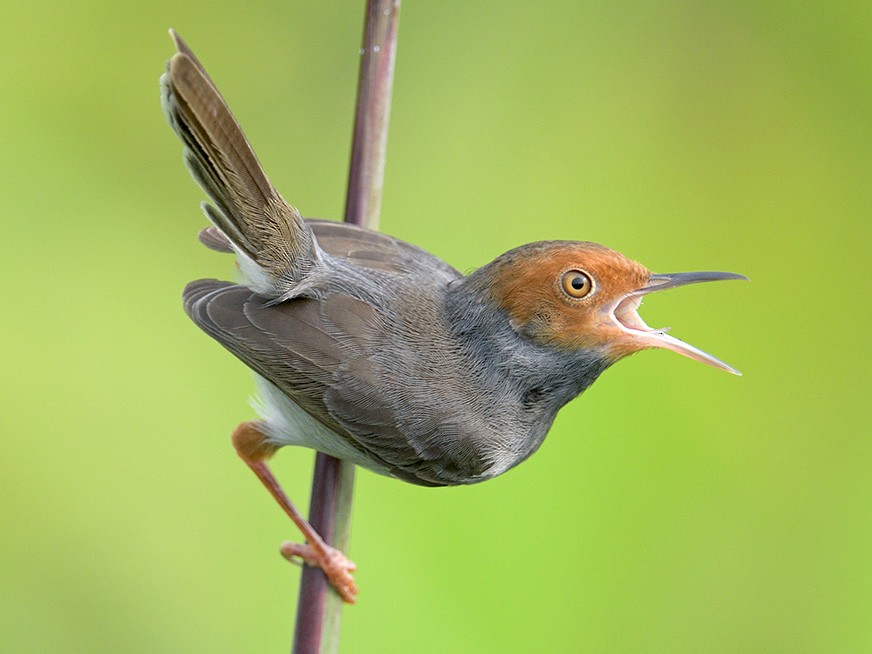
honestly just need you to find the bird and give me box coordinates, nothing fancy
[161,31,745,604]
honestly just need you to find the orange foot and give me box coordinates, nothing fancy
[280,541,358,604]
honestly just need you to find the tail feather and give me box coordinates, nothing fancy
[162,31,318,297]
[198,225,234,253]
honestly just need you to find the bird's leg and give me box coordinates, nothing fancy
[231,421,358,603]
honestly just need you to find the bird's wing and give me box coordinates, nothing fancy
[183,279,469,486]
[184,279,353,435]
[199,220,461,282]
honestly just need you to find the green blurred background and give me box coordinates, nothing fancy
[1,1,869,652]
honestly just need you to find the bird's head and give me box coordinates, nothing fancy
[480,241,746,374]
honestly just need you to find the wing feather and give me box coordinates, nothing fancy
[182,278,483,485]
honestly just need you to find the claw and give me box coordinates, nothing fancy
[280,541,359,604]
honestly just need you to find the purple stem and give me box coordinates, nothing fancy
[292,2,401,652]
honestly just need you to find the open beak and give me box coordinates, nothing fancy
[611,271,748,375]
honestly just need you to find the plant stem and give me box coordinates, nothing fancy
[345,0,401,230]
[292,1,401,652]
[292,455,356,653]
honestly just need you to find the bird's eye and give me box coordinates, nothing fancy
[560,269,594,299]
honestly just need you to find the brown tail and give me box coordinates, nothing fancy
[162,30,318,295]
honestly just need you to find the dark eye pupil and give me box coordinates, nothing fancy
[571,276,586,289]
